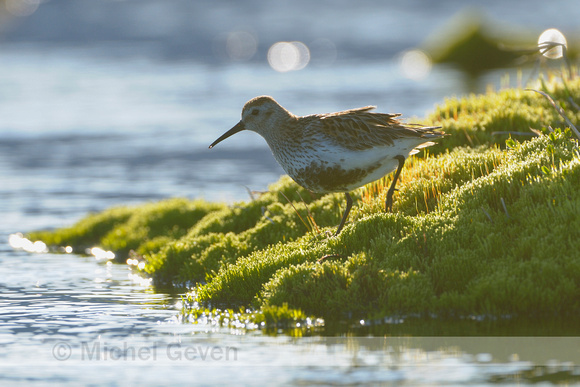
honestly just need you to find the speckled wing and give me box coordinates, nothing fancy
[311,107,442,151]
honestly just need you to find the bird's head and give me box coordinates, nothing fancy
[209,96,291,148]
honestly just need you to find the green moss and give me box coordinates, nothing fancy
[179,299,315,335]
[28,198,225,261]
[428,86,580,151]
[24,77,580,325]
[101,198,224,257]
[27,205,135,251]
[254,303,308,327]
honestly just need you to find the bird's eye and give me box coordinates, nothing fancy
[251,109,259,116]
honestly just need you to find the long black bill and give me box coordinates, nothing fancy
[208,121,245,149]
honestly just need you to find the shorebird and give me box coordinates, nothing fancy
[209,96,445,236]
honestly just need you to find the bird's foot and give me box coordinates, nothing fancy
[385,188,398,212]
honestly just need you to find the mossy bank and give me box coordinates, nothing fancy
[26,78,580,325]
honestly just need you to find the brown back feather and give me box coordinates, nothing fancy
[310,107,441,151]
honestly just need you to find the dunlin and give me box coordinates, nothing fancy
[209,96,445,236]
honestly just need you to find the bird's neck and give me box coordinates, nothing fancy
[261,113,300,143]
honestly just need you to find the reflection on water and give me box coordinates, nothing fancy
[267,41,311,72]
[3,0,41,17]
[399,49,433,80]
[538,28,568,59]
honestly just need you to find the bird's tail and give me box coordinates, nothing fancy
[408,126,448,155]
[412,125,448,139]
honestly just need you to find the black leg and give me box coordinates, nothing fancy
[334,192,353,236]
[385,155,405,212]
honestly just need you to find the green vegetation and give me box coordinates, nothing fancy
[422,9,578,79]
[180,301,317,336]
[423,10,524,77]
[30,198,225,259]
[26,77,580,326]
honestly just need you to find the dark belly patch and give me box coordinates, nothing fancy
[290,161,380,193]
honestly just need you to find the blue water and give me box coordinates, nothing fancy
[2,0,580,385]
